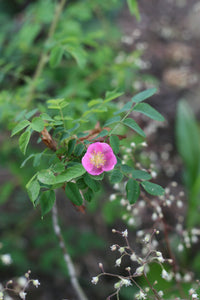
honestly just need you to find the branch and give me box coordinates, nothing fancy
[26,0,67,105]
[52,200,88,300]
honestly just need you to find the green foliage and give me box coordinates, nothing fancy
[65,182,83,206]
[176,100,200,228]
[126,178,140,204]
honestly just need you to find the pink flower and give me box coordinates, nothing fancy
[82,142,117,175]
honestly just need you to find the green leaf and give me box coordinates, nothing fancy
[11,120,30,137]
[121,164,134,174]
[110,170,123,184]
[65,182,83,206]
[55,164,86,184]
[126,179,140,204]
[65,45,87,69]
[104,116,121,127]
[141,181,165,196]
[123,118,146,137]
[26,180,40,204]
[37,169,56,185]
[127,0,140,21]
[133,103,165,122]
[50,46,64,68]
[110,135,120,154]
[31,117,44,132]
[40,190,56,216]
[40,113,54,121]
[89,173,104,180]
[104,90,124,103]
[51,162,65,173]
[132,170,152,180]
[20,154,35,168]
[88,98,103,107]
[84,173,101,192]
[131,88,157,103]
[114,102,132,115]
[19,130,31,155]
[84,188,94,202]
[68,139,77,155]
[74,143,85,156]
[94,129,108,139]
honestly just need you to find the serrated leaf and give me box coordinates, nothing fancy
[104,116,121,127]
[93,129,108,139]
[40,190,56,216]
[121,164,134,173]
[131,88,157,103]
[20,154,35,168]
[26,180,40,204]
[19,130,31,155]
[65,45,87,69]
[51,162,65,173]
[31,117,44,132]
[84,188,94,202]
[123,118,146,137]
[104,90,124,103]
[132,170,152,180]
[25,108,38,119]
[74,143,85,156]
[50,46,64,68]
[37,169,56,185]
[88,98,103,107]
[110,170,123,184]
[126,179,140,204]
[110,135,120,154]
[141,181,165,196]
[40,113,54,121]
[114,101,132,115]
[65,182,83,206]
[84,173,101,192]
[68,139,76,155]
[55,164,86,184]
[133,103,165,122]
[11,120,30,137]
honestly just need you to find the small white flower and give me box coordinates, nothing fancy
[115,258,122,267]
[91,277,99,285]
[110,245,117,251]
[130,253,137,262]
[119,247,125,254]
[131,142,136,147]
[109,194,116,201]
[192,294,199,299]
[158,290,164,297]
[161,269,172,281]
[114,281,122,289]
[1,254,12,265]
[122,229,128,238]
[121,278,132,287]
[17,277,27,287]
[19,291,27,300]
[135,265,144,275]
[33,279,40,288]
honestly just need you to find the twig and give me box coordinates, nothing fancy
[52,200,88,300]
[26,0,67,105]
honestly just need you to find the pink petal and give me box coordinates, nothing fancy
[103,152,117,171]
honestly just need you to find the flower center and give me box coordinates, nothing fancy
[90,151,105,168]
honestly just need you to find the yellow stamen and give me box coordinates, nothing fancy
[90,151,105,168]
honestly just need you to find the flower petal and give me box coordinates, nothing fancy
[103,152,117,171]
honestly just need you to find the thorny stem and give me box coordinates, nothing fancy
[26,0,67,105]
[52,201,88,300]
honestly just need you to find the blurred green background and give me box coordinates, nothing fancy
[0,0,200,299]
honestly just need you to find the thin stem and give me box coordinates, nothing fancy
[26,0,67,105]
[143,273,162,300]
[52,201,88,300]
